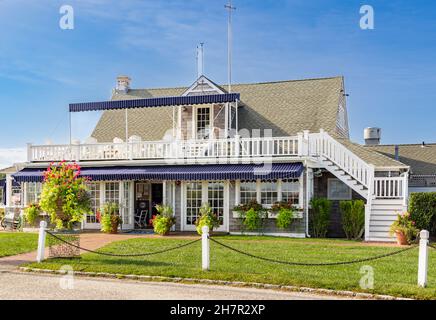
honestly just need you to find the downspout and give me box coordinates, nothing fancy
[304,159,311,238]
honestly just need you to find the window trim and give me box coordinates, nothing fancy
[192,105,213,140]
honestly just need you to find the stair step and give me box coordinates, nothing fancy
[370,215,398,222]
[370,220,394,227]
[368,231,396,239]
[371,209,402,215]
[371,204,405,211]
[367,236,396,243]
[369,225,391,232]
[372,199,404,205]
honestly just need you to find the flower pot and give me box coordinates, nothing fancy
[110,222,119,234]
[395,231,408,245]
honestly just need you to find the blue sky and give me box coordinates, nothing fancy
[0,0,435,167]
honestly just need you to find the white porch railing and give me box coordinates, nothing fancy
[373,174,409,206]
[28,136,300,162]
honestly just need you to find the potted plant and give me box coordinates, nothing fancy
[24,203,42,227]
[389,212,419,245]
[39,161,92,230]
[195,203,220,235]
[152,204,176,236]
[271,201,296,229]
[100,203,122,234]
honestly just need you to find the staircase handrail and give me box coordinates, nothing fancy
[308,130,375,189]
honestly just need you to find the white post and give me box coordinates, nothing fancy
[418,230,429,288]
[36,220,48,263]
[5,174,13,207]
[202,225,210,271]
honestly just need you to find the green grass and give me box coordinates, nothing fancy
[26,236,436,299]
[0,232,39,257]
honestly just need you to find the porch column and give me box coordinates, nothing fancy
[5,174,13,207]
[305,168,314,237]
[129,181,135,227]
[162,180,167,204]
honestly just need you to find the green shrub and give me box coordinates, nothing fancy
[243,208,263,231]
[24,203,42,226]
[100,203,122,234]
[195,203,220,235]
[276,208,295,229]
[340,200,365,240]
[152,205,176,236]
[409,192,436,235]
[309,197,332,238]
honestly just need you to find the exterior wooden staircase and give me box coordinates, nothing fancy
[308,130,409,242]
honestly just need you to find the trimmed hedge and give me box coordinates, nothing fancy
[309,197,332,238]
[340,200,365,240]
[409,192,436,235]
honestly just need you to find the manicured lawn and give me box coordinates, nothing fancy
[0,232,39,257]
[27,236,436,299]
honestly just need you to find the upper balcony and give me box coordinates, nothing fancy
[27,136,302,163]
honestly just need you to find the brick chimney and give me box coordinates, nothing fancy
[115,75,131,94]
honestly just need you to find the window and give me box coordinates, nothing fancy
[26,183,42,205]
[11,186,22,206]
[208,182,224,225]
[260,182,278,206]
[328,179,351,200]
[105,182,120,204]
[196,107,210,139]
[0,188,4,205]
[86,183,101,223]
[240,182,257,204]
[282,180,300,205]
[186,182,202,225]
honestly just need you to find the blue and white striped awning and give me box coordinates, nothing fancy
[69,93,240,113]
[12,163,303,183]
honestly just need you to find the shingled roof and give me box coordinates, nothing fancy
[366,143,436,175]
[91,76,346,142]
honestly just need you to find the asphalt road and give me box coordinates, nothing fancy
[0,271,352,300]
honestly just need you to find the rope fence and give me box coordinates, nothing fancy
[35,223,431,288]
[209,236,418,267]
[46,230,201,258]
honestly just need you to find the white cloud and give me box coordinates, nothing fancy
[0,148,26,169]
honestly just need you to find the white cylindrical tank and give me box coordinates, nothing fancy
[364,127,381,145]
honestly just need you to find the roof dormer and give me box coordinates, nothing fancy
[182,75,227,96]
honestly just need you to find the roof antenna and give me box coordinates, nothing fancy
[225,0,236,93]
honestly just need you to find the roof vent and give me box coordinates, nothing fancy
[116,75,131,94]
[364,127,381,146]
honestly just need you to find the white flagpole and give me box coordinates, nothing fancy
[225,1,236,93]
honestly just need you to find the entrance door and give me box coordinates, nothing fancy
[134,182,163,229]
[183,181,228,232]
